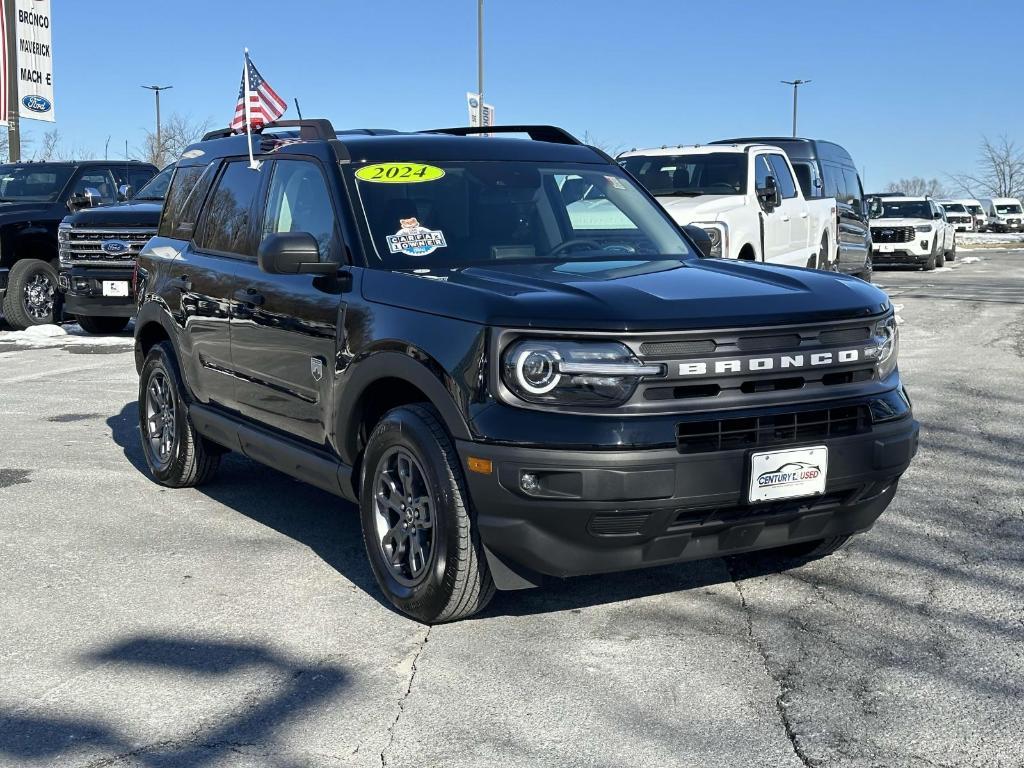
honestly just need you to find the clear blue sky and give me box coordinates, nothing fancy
[22,0,1024,190]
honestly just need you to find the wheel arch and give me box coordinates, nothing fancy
[337,350,473,482]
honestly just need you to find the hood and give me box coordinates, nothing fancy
[0,201,53,219]
[65,200,163,228]
[654,194,746,224]
[362,258,889,331]
[870,218,932,228]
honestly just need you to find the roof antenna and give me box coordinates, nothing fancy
[294,98,303,120]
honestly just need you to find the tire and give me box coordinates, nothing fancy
[360,404,494,623]
[76,315,130,335]
[2,258,59,330]
[922,239,938,271]
[945,239,957,262]
[138,341,220,488]
[769,535,854,561]
[855,250,873,282]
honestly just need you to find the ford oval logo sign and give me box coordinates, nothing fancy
[22,95,52,114]
[101,240,130,256]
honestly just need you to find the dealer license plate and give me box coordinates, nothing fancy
[748,446,828,503]
[102,281,129,297]
[877,243,894,252]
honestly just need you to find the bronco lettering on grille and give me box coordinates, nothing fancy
[678,349,866,377]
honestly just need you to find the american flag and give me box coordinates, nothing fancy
[230,52,287,134]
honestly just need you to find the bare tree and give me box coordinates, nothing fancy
[141,113,213,167]
[33,129,61,161]
[582,130,626,158]
[887,177,947,197]
[949,135,1024,199]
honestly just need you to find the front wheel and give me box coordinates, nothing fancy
[2,259,60,329]
[360,404,494,623]
[76,315,130,335]
[138,342,221,487]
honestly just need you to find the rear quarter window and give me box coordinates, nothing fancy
[158,164,214,240]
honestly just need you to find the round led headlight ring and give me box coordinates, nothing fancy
[515,348,561,395]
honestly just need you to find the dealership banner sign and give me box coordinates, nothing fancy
[14,0,53,121]
[466,92,494,133]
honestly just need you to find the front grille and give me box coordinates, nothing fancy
[669,491,851,530]
[640,339,716,357]
[60,228,155,266]
[589,512,652,536]
[676,405,871,454]
[871,226,915,243]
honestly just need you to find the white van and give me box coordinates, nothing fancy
[980,198,1024,232]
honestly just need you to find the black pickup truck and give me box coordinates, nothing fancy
[0,160,157,329]
[58,165,171,334]
[133,121,919,622]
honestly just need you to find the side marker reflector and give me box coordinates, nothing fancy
[467,457,493,475]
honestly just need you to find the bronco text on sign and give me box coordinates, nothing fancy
[15,0,53,122]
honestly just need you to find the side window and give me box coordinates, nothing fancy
[754,155,773,189]
[841,168,863,208]
[195,161,264,257]
[262,160,339,260]
[767,154,797,198]
[71,169,117,204]
[158,164,214,239]
[822,163,843,199]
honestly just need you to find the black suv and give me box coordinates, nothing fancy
[58,165,172,334]
[134,121,919,622]
[0,160,158,329]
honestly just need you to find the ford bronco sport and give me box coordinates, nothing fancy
[133,121,919,622]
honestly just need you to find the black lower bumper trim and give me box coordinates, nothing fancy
[458,416,918,589]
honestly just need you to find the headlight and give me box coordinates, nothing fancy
[58,222,72,265]
[871,314,899,379]
[695,222,727,258]
[502,339,663,406]
[914,224,932,233]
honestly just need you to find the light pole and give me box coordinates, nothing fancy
[477,0,484,110]
[781,79,810,138]
[141,85,173,162]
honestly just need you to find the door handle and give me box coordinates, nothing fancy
[233,287,265,306]
[781,215,791,222]
[168,275,192,291]
[799,211,809,218]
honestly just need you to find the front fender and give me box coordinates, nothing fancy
[334,349,475,466]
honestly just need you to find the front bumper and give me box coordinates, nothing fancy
[458,414,919,589]
[873,245,931,265]
[59,266,136,318]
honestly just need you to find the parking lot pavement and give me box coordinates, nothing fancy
[1,250,1022,768]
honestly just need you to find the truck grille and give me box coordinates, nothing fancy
[871,226,914,243]
[59,228,155,266]
[676,404,871,454]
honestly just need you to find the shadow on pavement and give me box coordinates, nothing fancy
[0,636,349,767]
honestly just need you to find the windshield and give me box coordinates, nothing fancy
[134,166,173,200]
[619,153,747,196]
[0,163,74,202]
[996,203,1023,214]
[351,161,693,268]
[875,200,932,219]
[942,203,966,213]
[965,204,983,214]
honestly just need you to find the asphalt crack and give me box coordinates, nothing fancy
[727,560,814,768]
[380,624,431,768]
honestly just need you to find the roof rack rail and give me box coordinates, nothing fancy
[201,119,338,142]
[421,125,583,146]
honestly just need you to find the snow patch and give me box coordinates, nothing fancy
[893,303,905,325]
[959,256,981,264]
[958,232,1024,246]
[0,324,133,349]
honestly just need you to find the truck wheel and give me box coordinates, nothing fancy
[945,240,957,262]
[138,341,221,488]
[2,259,59,330]
[360,404,495,623]
[76,315,130,335]
[856,251,873,282]
[923,240,938,271]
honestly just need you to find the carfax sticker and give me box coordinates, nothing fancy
[356,163,445,183]
[387,217,447,257]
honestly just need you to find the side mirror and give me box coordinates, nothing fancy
[868,199,882,218]
[67,187,103,211]
[933,211,942,220]
[258,232,339,275]
[682,224,714,258]
[118,184,134,201]
[757,176,780,211]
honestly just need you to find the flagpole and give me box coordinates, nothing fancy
[242,48,260,170]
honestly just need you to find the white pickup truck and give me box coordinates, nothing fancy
[619,144,838,269]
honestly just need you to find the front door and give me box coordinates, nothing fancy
[229,157,347,446]
[754,153,789,263]
[767,153,809,266]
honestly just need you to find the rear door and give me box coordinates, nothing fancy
[837,166,870,271]
[228,156,347,445]
[765,152,808,266]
